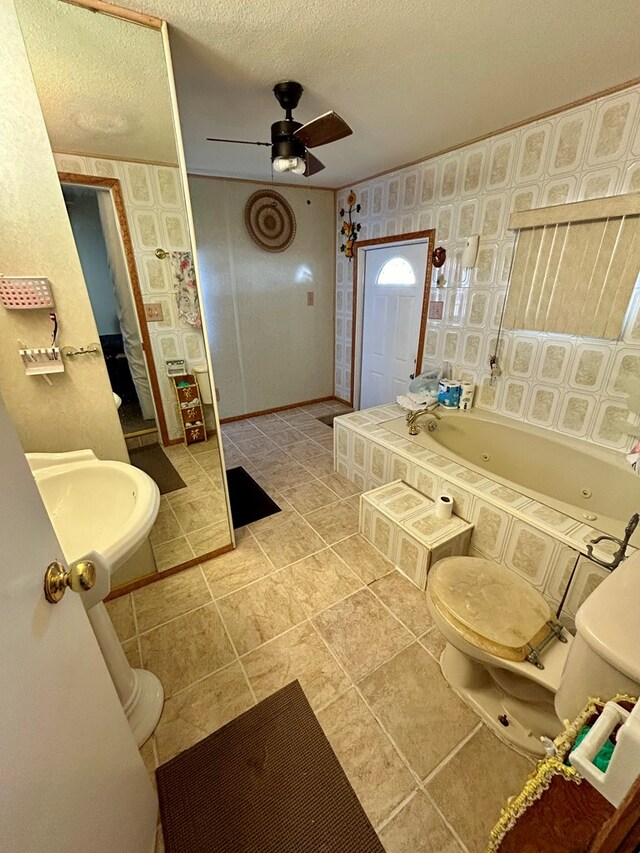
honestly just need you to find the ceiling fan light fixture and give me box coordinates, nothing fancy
[273,154,306,175]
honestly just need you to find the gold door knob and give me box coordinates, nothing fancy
[44,560,96,604]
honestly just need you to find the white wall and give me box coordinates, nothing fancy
[0,3,127,462]
[336,83,640,452]
[189,177,335,418]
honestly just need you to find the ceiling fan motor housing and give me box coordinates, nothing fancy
[271,119,305,163]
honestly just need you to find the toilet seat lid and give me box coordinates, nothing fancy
[429,557,553,661]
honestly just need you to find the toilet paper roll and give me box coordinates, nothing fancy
[436,494,453,520]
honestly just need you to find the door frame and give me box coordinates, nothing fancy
[350,229,436,409]
[59,171,170,446]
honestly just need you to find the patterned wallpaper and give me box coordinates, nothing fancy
[335,84,640,452]
[53,153,207,440]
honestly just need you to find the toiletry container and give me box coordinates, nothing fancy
[191,364,213,405]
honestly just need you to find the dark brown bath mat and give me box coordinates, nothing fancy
[128,444,186,494]
[156,680,384,852]
[225,465,280,528]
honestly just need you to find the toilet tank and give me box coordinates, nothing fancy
[555,550,640,722]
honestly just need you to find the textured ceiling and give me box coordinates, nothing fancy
[15,0,640,187]
[15,0,177,164]
[141,0,640,186]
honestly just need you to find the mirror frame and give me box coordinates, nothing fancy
[59,171,171,445]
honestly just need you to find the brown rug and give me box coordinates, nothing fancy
[129,444,186,495]
[156,681,384,853]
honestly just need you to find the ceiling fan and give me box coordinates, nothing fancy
[206,81,352,177]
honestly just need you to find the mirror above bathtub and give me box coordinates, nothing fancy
[13,0,233,590]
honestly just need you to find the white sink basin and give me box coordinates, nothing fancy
[27,449,163,746]
[27,449,160,571]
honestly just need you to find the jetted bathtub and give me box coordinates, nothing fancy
[382,408,640,543]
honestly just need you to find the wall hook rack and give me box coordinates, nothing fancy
[61,343,101,359]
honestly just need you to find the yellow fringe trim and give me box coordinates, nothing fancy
[487,694,637,853]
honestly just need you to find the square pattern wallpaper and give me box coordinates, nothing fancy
[335,84,640,451]
[54,153,205,440]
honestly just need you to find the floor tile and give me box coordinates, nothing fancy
[304,501,360,545]
[172,493,228,534]
[286,439,328,463]
[242,622,351,711]
[151,536,194,571]
[313,589,413,681]
[317,689,415,827]
[122,638,141,668]
[319,472,361,498]
[263,459,316,489]
[370,570,435,636]
[281,480,341,514]
[287,548,363,616]
[105,594,136,641]
[253,517,325,569]
[265,426,308,446]
[201,538,274,597]
[331,534,394,584]
[140,603,234,697]
[186,520,232,555]
[359,643,478,780]
[150,509,182,546]
[231,435,279,457]
[133,566,211,633]
[420,627,447,661]
[217,567,307,655]
[247,494,298,533]
[379,790,463,852]
[298,452,335,478]
[426,726,533,853]
[154,662,254,764]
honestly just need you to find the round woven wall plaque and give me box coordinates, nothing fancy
[244,190,296,253]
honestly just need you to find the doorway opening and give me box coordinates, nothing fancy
[60,173,169,444]
[351,230,435,409]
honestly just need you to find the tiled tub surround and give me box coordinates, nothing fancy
[108,400,536,853]
[53,153,208,441]
[335,404,636,628]
[334,83,640,453]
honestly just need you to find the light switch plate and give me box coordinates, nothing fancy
[307,291,314,307]
[145,302,163,322]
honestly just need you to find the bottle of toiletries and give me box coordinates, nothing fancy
[458,382,475,411]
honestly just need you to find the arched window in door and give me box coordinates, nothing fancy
[376,256,417,286]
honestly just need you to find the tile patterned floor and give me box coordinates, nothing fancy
[106,401,534,853]
[117,441,232,584]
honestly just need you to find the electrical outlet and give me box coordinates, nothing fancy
[144,302,163,322]
[306,291,315,307]
[428,301,443,319]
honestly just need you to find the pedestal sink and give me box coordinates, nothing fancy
[27,450,163,746]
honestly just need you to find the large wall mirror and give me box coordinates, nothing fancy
[13,0,233,591]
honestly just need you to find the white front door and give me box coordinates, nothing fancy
[0,396,157,853]
[359,242,428,409]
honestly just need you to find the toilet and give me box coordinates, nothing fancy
[427,552,640,756]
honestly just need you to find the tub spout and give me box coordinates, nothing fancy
[586,512,639,570]
[407,403,441,436]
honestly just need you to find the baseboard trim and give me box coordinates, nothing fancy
[106,542,235,599]
[219,395,337,424]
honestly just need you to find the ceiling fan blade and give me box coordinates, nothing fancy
[294,111,352,149]
[304,152,325,177]
[206,137,270,147]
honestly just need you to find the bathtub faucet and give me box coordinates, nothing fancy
[586,512,639,570]
[406,402,441,436]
